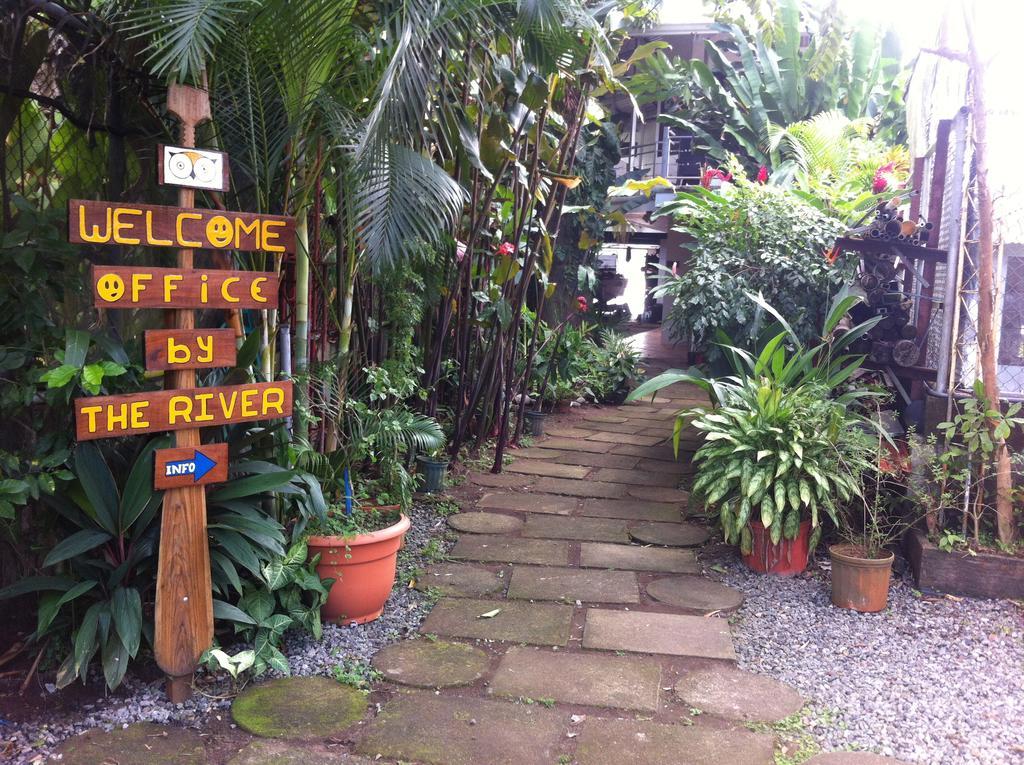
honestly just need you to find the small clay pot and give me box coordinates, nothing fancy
[742,519,812,576]
[829,543,894,613]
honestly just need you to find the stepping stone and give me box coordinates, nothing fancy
[806,755,913,765]
[55,722,207,765]
[356,692,564,765]
[510,447,563,459]
[637,458,695,474]
[421,598,573,645]
[575,717,774,765]
[675,666,804,722]
[581,542,698,574]
[591,467,679,487]
[581,498,682,522]
[630,522,711,547]
[490,646,661,711]
[532,477,627,499]
[555,451,640,469]
[415,563,506,598]
[448,512,524,534]
[539,436,614,453]
[507,565,639,604]
[228,741,372,765]
[372,639,490,688]
[588,431,663,446]
[583,413,629,423]
[469,472,533,488]
[628,485,690,503]
[477,492,577,515]
[587,420,647,435]
[545,426,599,438]
[646,576,745,613]
[523,514,630,543]
[451,535,569,566]
[232,677,366,739]
[611,443,679,459]
[505,460,591,479]
[583,609,736,659]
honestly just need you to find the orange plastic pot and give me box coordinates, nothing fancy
[829,544,894,613]
[307,510,410,625]
[741,519,812,576]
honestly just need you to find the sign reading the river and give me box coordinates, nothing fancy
[154,443,229,489]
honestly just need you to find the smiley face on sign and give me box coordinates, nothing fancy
[205,216,234,248]
[96,273,126,302]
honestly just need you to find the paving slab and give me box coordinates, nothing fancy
[227,741,373,765]
[448,512,524,534]
[587,431,663,446]
[611,443,680,459]
[523,514,630,543]
[538,436,614,453]
[505,460,591,479]
[545,426,600,438]
[628,485,691,504]
[415,562,506,598]
[420,597,573,645]
[509,447,564,459]
[806,755,913,765]
[477,492,577,515]
[450,534,569,566]
[373,639,490,688]
[674,665,804,722]
[532,476,628,499]
[581,497,682,522]
[585,420,648,435]
[581,542,699,574]
[575,717,774,765]
[490,646,661,711]
[583,609,736,659]
[637,457,696,474]
[591,467,679,487]
[231,677,367,739]
[646,576,745,613]
[356,692,565,765]
[582,412,629,423]
[54,723,207,765]
[629,522,711,547]
[507,565,639,604]
[469,472,533,488]
[554,450,641,469]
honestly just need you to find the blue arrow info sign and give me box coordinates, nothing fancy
[153,443,228,489]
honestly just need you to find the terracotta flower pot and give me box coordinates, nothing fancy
[742,519,812,576]
[829,543,894,613]
[307,510,410,625]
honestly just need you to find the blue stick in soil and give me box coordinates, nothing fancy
[344,467,353,517]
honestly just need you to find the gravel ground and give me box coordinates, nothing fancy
[4,499,455,765]
[711,551,1024,765]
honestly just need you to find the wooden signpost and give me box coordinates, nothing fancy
[70,84,295,701]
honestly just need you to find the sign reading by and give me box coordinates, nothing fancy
[74,381,293,441]
[92,265,278,309]
[159,145,229,192]
[145,329,237,370]
[69,199,296,253]
[154,443,229,489]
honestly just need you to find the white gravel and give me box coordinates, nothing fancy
[712,551,1024,765]
[4,500,455,764]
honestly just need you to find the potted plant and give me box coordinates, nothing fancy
[416,448,448,494]
[592,330,644,404]
[524,408,547,436]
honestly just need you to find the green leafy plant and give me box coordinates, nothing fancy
[589,330,644,404]
[333,657,382,693]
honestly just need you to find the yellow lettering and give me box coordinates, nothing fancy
[130,402,149,429]
[241,389,257,417]
[112,208,142,245]
[175,212,203,247]
[131,273,152,302]
[167,337,191,364]
[262,220,286,252]
[218,390,239,419]
[145,210,173,246]
[107,403,129,431]
[193,393,214,422]
[221,277,241,303]
[234,217,260,248]
[200,274,209,303]
[250,277,269,303]
[81,405,102,433]
[168,396,193,424]
[78,204,112,244]
[263,387,285,415]
[196,335,213,363]
[164,274,182,303]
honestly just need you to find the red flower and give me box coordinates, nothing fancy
[757,165,769,184]
[700,167,732,189]
[873,162,896,194]
[576,295,588,312]
[496,242,515,257]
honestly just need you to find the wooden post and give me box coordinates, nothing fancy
[155,84,214,702]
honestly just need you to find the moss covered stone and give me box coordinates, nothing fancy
[231,677,367,739]
[54,722,207,765]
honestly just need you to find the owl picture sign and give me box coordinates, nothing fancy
[159,144,229,192]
